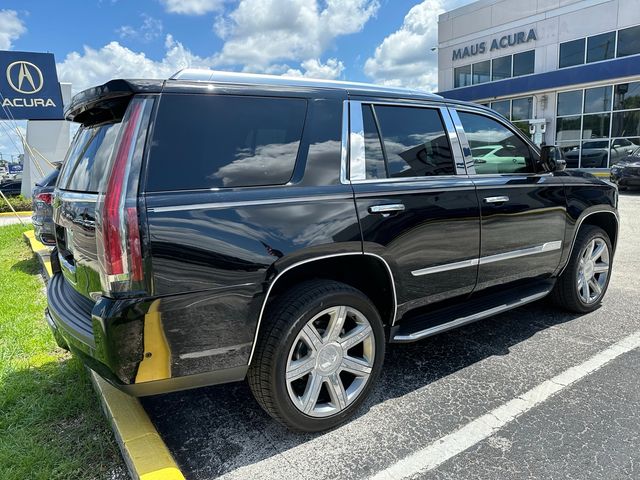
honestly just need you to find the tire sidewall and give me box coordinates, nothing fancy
[269,288,385,432]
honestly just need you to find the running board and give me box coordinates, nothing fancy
[390,281,554,343]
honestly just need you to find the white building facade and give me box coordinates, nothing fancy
[438,0,640,171]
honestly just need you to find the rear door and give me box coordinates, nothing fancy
[349,100,480,321]
[450,107,566,291]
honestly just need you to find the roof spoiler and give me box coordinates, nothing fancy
[65,79,164,125]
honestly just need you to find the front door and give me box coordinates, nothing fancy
[348,100,480,321]
[451,107,566,291]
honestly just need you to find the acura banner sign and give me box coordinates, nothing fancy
[0,50,64,120]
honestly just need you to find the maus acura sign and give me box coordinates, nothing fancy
[0,51,64,120]
[452,29,537,61]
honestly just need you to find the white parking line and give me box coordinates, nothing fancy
[370,330,640,480]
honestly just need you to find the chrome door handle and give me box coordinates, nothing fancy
[483,195,510,204]
[368,203,405,214]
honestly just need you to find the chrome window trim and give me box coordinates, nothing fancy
[558,210,620,276]
[147,194,354,213]
[447,107,477,175]
[347,100,467,183]
[411,240,563,277]
[349,100,367,181]
[340,100,349,185]
[247,252,398,365]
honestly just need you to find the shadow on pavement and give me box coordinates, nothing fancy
[141,299,584,479]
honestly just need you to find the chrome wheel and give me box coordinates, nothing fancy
[285,306,375,418]
[577,237,610,304]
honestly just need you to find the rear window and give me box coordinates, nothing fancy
[146,94,307,191]
[57,123,122,193]
[36,168,59,187]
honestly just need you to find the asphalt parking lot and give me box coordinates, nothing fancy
[142,191,640,480]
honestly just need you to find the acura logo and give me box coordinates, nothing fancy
[6,61,44,94]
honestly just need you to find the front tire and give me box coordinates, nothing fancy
[551,225,613,313]
[248,280,385,432]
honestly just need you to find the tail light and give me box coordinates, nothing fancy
[96,96,154,296]
[35,192,53,204]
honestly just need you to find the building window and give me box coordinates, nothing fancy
[557,90,583,116]
[587,32,616,63]
[511,97,533,121]
[584,86,612,114]
[556,82,640,168]
[617,25,640,57]
[490,100,510,118]
[492,55,512,81]
[472,60,491,84]
[559,38,585,68]
[454,65,472,88]
[513,50,535,76]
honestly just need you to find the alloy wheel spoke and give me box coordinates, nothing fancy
[339,324,373,350]
[301,372,323,414]
[326,373,348,410]
[341,355,372,377]
[591,241,605,262]
[286,356,316,381]
[325,306,348,342]
[577,275,585,290]
[300,324,324,353]
[583,240,595,260]
[593,263,609,274]
[589,278,602,296]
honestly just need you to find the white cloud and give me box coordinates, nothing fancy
[56,35,212,93]
[284,58,345,79]
[212,0,379,70]
[160,0,226,15]
[0,9,26,50]
[364,0,443,92]
[117,14,163,42]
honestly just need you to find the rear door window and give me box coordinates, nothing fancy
[146,94,307,191]
[363,104,455,179]
[57,123,122,193]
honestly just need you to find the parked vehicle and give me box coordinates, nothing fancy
[610,147,640,190]
[32,164,61,245]
[564,139,637,168]
[0,179,22,196]
[46,71,619,432]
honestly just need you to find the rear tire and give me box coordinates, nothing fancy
[248,280,385,432]
[551,225,612,313]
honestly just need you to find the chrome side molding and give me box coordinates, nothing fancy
[411,241,562,276]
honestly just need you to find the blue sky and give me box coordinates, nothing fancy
[0,0,473,156]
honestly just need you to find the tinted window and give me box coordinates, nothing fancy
[512,50,534,76]
[557,90,583,116]
[556,116,582,141]
[582,113,610,138]
[511,97,533,121]
[472,60,490,84]
[617,25,640,58]
[492,55,512,81]
[373,105,455,178]
[612,111,640,137]
[454,65,471,88]
[614,82,640,110]
[587,31,615,63]
[147,95,306,191]
[58,123,121,193]
[491,100,510,118]
[36,168,59,187]
[362,105,386,179]
[559,39,585,68]
[584,86,612,113]
[458,111,532,174]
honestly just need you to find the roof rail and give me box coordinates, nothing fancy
[169,68,441,99]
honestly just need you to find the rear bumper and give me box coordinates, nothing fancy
[46,273,248,396]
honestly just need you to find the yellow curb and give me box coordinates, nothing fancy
[91,373,185,480]
[22,229,185,480]
[0,210,32,216]
[591,172,609,177]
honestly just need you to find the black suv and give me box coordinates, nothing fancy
[47,70,618,432]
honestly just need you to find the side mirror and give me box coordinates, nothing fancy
[539,145,565,172]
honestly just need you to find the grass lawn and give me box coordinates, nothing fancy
[0,224,125,479]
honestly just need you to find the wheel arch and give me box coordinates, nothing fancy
[247,252,397,365]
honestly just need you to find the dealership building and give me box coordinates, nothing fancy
[437,0,640,171]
